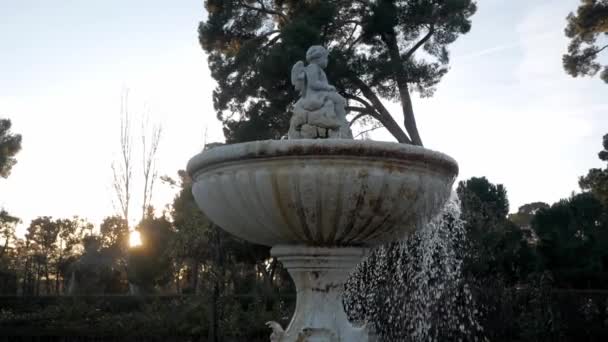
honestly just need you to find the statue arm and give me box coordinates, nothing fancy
[306,65,335,91]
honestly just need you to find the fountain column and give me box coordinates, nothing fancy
[269,246,370,341]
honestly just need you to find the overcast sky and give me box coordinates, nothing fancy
[1,0,606,236]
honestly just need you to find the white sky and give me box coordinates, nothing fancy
[1,0,606,236]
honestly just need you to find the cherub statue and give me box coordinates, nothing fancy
[266,321,285,342]
[288,46,353,139]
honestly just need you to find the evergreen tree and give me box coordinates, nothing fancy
[532,193,608,288]
[457,177,536,283]
[127,210,174,294]
[0,118,22,178]
[579,133,608,207]
[563,0,608,83]
[199,0,477,144]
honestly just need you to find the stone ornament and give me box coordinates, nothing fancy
[289,46,353,140]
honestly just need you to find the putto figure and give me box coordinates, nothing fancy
[288,46,353,139]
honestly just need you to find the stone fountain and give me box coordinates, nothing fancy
[187,46,458,341]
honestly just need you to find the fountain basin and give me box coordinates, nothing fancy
[187,139,458,247]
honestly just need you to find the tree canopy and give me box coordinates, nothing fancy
[199,0,477,144]
[579,133,608,207]
[457,177,536,283]
[0,210,20,259]
[563,0,608,83]
[532,192,608,288]
[127,210,174,294]
[0,118,22,178]
[457,176,509,234]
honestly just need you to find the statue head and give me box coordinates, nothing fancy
[306,45,329,68]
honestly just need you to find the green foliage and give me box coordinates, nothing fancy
[0,295,293,340]
[457,177,537,283]
[168,163,293,340]
[0,118,22,178]
[532,192,608,288]
[457,176,509,233]
[199,0,476,144]
[127,212,174,293]
[579,133,608,207]
[100,215,130,260]
[0,210,20,257]
[509,202,550,228]
[0,210,20,294]
[563,0,608,83]
[21,216,94,295]
[170,170,212,264]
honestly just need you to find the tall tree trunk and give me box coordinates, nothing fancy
[55,261,61,295]
[191,259,200,294]
[208,279,220,342]
[0,237,8,259]
[22,257,30,295]
[382,28,434,146]
[44,263,51,295]
[208,226,224,342]
[348,77,413,144]
[35,262,41,296]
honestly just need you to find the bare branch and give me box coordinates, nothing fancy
[355,124,383,139]
[141,116,162,220]
[112,89,132,225]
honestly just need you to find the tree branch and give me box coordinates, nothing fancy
[404,24,435,60]
[594,44,608,56]
[262,34,281,49]
[355,124,383,139]
[344,94,373,111]
[382,28,425,145]
[239,0,287,21]
[347,34,364,53]
[346,108,373,127]
[258,30,281,40]
[347,76,412,144]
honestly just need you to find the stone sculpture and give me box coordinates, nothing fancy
[288,46,353,140]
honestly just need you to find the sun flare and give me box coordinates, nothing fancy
[129,231,142,247]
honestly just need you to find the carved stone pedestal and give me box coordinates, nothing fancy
[267,246,372,342]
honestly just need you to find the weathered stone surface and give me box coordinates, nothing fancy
[187,139,458,247]
[188,139,457,341]
[266,246,371,342]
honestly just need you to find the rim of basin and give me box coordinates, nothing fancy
[187,139,458,177]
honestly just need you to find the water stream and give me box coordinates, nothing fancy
[344,193,484,341]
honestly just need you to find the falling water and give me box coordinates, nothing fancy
[344,193,484,341]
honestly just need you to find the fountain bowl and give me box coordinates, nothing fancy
[187,139,458,247]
